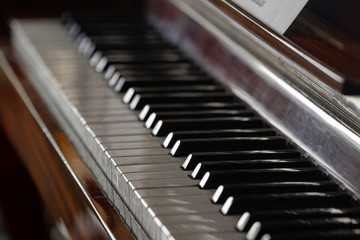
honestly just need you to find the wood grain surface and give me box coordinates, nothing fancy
[0,47,134,240]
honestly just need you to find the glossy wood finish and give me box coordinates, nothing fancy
[209,0,360,94]
[0,48,134,240]
[0,126,50,240]
[286,9,360,94]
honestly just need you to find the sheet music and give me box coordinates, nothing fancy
[230,0,308,34]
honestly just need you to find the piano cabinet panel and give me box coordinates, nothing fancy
[0,52,134,240]
[0,127,50,240]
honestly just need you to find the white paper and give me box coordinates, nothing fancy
[230,0,308,34]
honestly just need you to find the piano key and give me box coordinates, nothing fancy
[212,181,339,204]
[155,213,239,237]
[102,141,161,150]
[139,102,246,121]
[90,122,146,131]
[98,134,155,143]
[130,92,235,110]
[65,87,116,98]
[90,49,180,61]
[119,163,182,174]
[105,63,207,81]
[247,217,360,240]
[170,232,246,240]
[221,192,353,215]
[132,188,215,237]
[124,171,187,181]
[143,200,224,236]
[259,229,360,240]
[237,208,360,232]
[96,49,185,72]
[69,19,151,29]
[191,158,312,179]
[171,136,286,157]
[101,52,189,65]
[152,117,265,136]
[118,68,206,77]
[88,44,175,61]
[114,75,215,93]
[163,128,276,148]
[122,176,199,223]
[89,33,163,44]
[143,195,211,207]
[113,155,183,166]
[129,177,197,190]
[108,62,201,74]
[108,148,169,157]
[95,127,150,136]
[146,110,254,129]
[135,186,214,198]
[79,24,157,33]
[80,109,132,117]
[199,168,324,189]
[85,114,138,123]
[182,149,300,170]
[123,85,224,104]
[150,204,221,216]
[104,63,204,81]
[71,98,128,110]
[127,178,199,212]
[92,41,175,52]
[91,49,185,67]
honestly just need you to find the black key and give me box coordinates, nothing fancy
[114,76,215,92]
[129,92,235,110]
[70,20,151,31]
[106,66,205,84]
[91,49,184,67]
[183,149,301,170]
[152,117,265,136]
[146,109,253,129]
[221,191,352,215]
[139,102,246,121]
[76,31,163,51]
[103,52,189,64]
[237,207,360,232]
[116,67,206,77]
[67,21,153,38]
[84,37,167,51]
[64,14,146,24]
[199,168,324,189]
[88,38,173,50]
[259,228,360,240]
[90,33,163,43]
[191,158,312,179]
[97,50,184,72]
[170,136,286,157]
[163,128,276,148]
[83,38,170,57]
[105,62,202,81]
[248,217,360,240]
[123,85,224,104]
[212,181,338,204]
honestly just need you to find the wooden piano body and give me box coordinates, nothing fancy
[1,0,360,239]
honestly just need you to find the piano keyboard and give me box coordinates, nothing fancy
[11,15,360,240]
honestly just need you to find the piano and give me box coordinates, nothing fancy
[1,0,360,239]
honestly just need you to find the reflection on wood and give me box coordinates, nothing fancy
[0,49,134,240]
